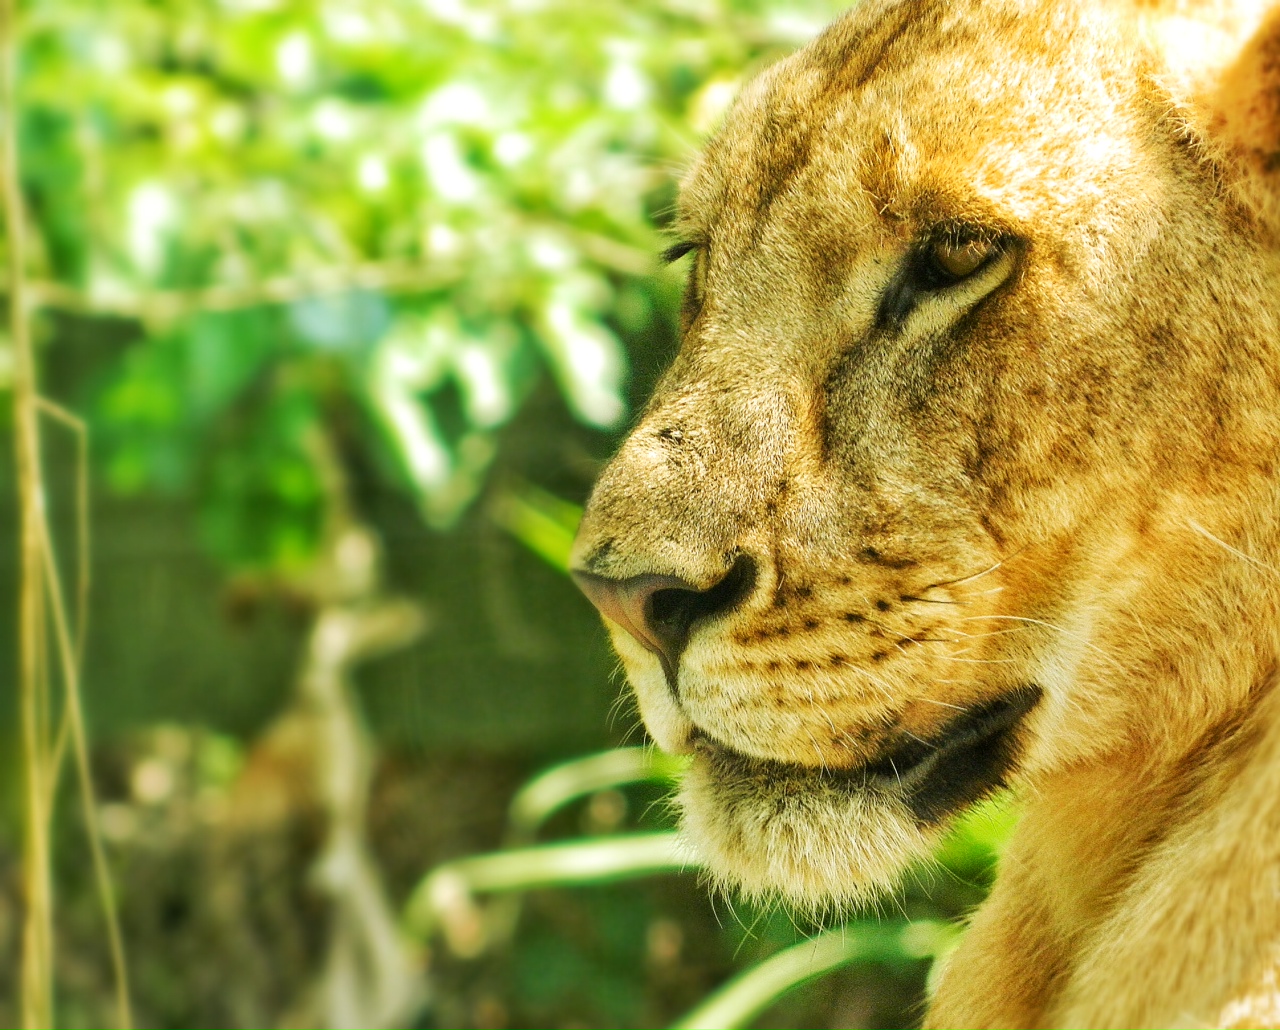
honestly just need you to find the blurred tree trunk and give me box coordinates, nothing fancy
[233,430,428,1029]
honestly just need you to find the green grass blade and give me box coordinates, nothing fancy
[671,919,959,1030]
[404,831,696,941]
[507,747,689,839]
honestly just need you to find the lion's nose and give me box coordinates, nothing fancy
[571,557,756,681]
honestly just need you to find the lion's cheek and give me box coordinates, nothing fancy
[676,758,943,912]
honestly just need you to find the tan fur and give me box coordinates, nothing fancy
[571,0,1280,1024]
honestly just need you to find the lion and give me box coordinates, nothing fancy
[569,0,1280,1025]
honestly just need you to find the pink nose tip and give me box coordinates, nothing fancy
[571,572,695,663]
[571,557,756,685]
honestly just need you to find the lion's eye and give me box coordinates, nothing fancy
[877,233,1009,331]
[928,238,994,281]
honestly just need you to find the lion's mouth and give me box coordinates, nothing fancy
[691,685,1042,824]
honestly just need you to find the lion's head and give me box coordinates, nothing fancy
[571,0,1280,913]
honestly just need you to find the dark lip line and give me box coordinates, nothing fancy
[690,685,1043,795]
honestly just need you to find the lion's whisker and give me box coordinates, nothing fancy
[943,626,1024,642]
[805,728,831,773]
[801,682,840,759]
[955,614,1125,670]
[935,655,1020,664]
[921,545,1029,592]
[917,697,967,711]
[839,664,897,696]
[1188,519,1280,580]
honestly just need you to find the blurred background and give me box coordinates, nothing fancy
[0,1,1014,1027]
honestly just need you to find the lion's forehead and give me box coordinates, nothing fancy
[682,0,1152,261]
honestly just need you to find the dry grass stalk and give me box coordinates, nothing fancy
[2,1,131,1025]
[4,0,55,1016]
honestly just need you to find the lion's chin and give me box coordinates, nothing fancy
[676,749,937,915]
[674,685,1043,913]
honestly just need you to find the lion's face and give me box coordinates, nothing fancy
[572,0,1280,910]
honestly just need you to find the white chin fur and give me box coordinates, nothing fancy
[677,755,940,915]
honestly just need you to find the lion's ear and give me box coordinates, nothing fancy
[1146,0,1280,232]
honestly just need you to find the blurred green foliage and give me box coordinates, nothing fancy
[0,1,1031,1026]
[0,0,856,750]
[15,0,844,571]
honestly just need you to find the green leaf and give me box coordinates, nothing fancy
[491,482,584,572]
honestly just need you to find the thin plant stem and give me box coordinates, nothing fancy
[1,0,54,1020]
[3,6,128,1025]
[38,399,87,804]
[39,523,132,1029]
[35,397,90,663]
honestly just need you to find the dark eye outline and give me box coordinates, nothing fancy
[663,239,707,327]
[877,230,1010,332]
[662,240,698,264]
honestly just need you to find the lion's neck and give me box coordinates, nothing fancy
[930,673,1280,1028]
